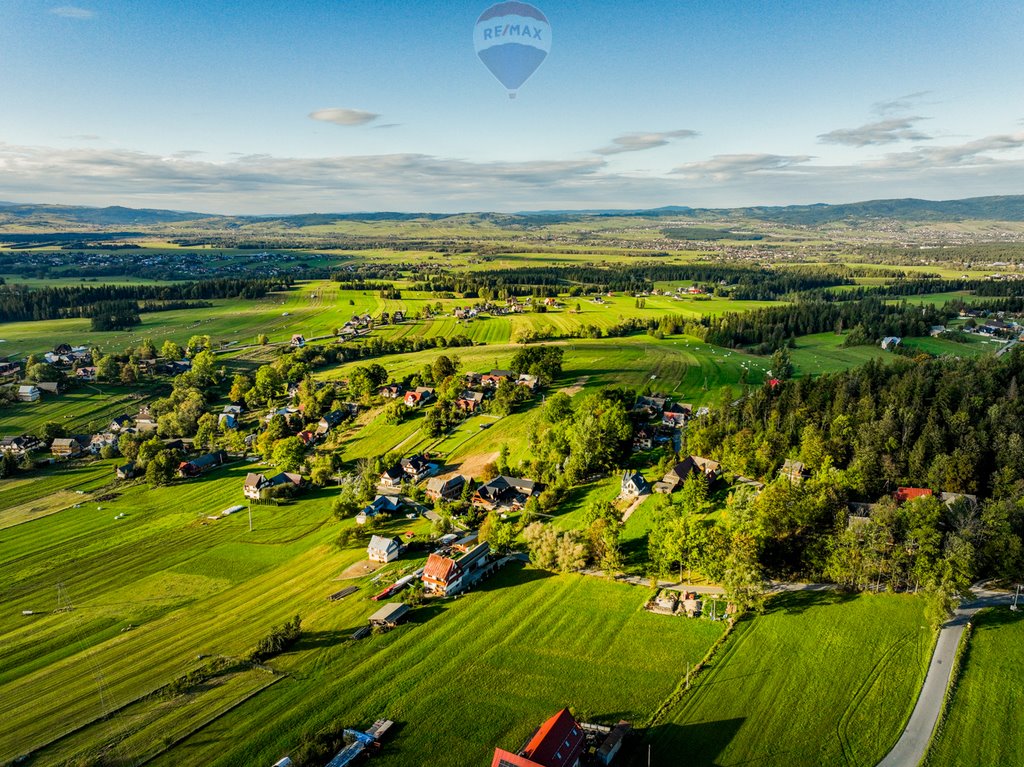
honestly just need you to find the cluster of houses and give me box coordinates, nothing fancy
[490,708,630,767]
[374,368,539,414]
[618,455,722,498]
[631,394,694,451]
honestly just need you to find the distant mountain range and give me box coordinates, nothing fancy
[1,195,1022,229]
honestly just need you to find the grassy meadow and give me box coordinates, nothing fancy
[645,590,934,767]
[0,458,727,765]
[924,608,1024,767]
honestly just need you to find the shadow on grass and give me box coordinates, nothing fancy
[628,718,746,767]
[469,559,555,593]
[762,588,858,616]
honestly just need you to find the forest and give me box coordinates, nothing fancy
[0,277,290,321]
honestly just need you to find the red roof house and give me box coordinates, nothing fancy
[895,487,933,504]
[422,553,462,596]
[491,709,585,767]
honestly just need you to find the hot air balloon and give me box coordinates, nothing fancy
[473,2,551,98]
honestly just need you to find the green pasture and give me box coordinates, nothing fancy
[0,383,159,437]
[647,590,934,767]
[0,458,726,765]
[925,608,1024,767]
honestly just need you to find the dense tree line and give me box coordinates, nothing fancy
[683,351,1024,585]
[0,278,289,322]
[673,297,951,352]
[409,264,852,300]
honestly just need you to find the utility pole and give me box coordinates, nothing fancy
[1012,584,1020,612]
[248,503,253,533]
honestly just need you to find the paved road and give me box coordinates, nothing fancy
[876,590,1013,767]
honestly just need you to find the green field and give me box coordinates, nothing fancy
[647,591,934,767]
[0,461,727,765]
[789,331,995,376]
[925,608,1024,767]
[322,335,765,469]
[0,383,158,437]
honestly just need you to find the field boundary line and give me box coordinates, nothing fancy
[135,672,284,766]
[643,615,739,728]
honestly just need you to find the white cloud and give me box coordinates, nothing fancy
[49,5,95,19]
[595,129,698,155]
[672,154,813,181]
[872,91,932,116]
[308,108,380,127]
[868,133,1024,169]
[0,134,1022,214]
[818,117,932,147]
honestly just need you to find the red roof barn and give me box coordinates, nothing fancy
[491,709,585,767]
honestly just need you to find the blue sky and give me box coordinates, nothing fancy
[0,0,1022,213]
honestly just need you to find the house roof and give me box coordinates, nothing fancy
[367,535,400,554]
[381,465,405,481]
[368,602,410,624]
[521,708,585,767]
[423,553,459,583]
[895,487,933,503]
[427,474,464,493]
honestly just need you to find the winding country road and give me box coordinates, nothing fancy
[876,589,1013,767]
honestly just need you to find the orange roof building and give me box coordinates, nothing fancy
[491,709,585,767]
[895,487,933,504]
[422,552,461,595]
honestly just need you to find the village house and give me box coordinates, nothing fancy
[481,370,514,388]
[88,433,118,454]
[108,414,134,433]
[0,435,39,456]
[654,456,721,494]
[178,450,226,478]
[422,542,491,596]
[243,471,304,500]
[17,385,40,403]
[456,390,485,413]
[400,454,433,482]
[135,406,158,432]
[357,494,402,525]
[895,487,933,504]
[50,437,82,457]
[517,374,539,391]
[379,464,406,489]
[490,708,586,767]
[633,428,653,452]
[367,535,403,563]
[779,459,810,483]
[296,430,316,447]
[290,334,306,348]
[0,360,21,380]
[881,336,902,351]
[75,366,98,382]
[662,411,687,428]
[634,394,669,416]
[404,387,435,407]
[621,470,650,497]
[474,475,540,510]
[377,383,404,399]
[316,409,347,436]
[36,381,61,396]
[426,474,466,501]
